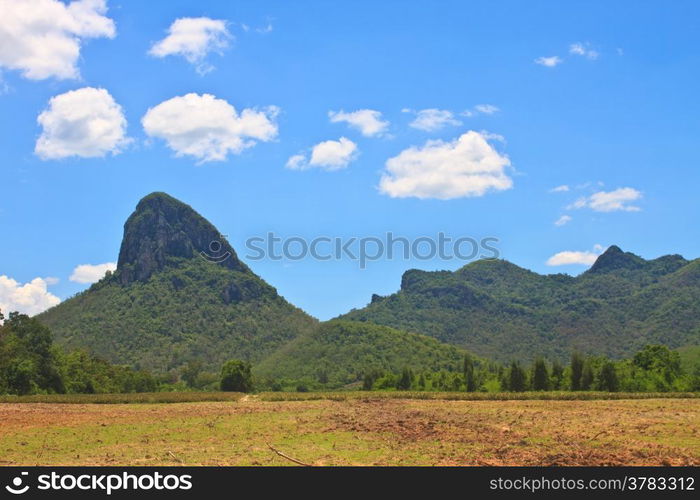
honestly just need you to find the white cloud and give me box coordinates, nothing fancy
[569,42,598,60]
[255,23,273,34]
[379,130,512,199]
[0,0,115,80]
[569,187,642,212]
[328,109,389,137]
[474,104,499,115]
[550,184,570,193]
[311,137,357,169]
[35,87,129,160]
[286,137,358,171]
[0,275,60,316]
[554,215,572,226]
[535,56,562,67]
[69,262,116,284]
[142,93,279,163]
[285,154,307,170]
[479,130,505,142]
[149,17,231,74]
[546,245,605,266]
[409,109,462,132]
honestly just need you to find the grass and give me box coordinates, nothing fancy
[0,392,244,404]
[0,390,697,404]
[0,397,697,466]
[258,390,700,402]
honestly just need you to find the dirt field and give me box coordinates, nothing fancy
[0,396,698,466]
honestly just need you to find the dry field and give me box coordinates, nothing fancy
[0,396,698,466]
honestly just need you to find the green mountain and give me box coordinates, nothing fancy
[38,192,318,372]
[340,246,700,361]
[36,192,699,374]
[255,320,467,385]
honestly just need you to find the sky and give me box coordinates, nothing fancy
[1,0,699,320]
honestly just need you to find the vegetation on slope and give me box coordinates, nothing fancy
[341,246,700,361]
[0,311,156,395]
[38,258,316,372]
[37,192,317,373]
[254,320,468,388]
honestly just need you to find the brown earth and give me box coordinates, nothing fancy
[0,397,697,466]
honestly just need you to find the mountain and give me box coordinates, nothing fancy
[36,193,699,371]
[340,246,700,361]
[254,320,467,385]
[38,193,318,372]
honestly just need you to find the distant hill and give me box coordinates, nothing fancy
[255,320,467,385]
[38,193,318,372]
[36,192,699,371]
[340,246,700,361]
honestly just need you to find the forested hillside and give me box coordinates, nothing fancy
[341,246,700,361]
[38,193,317,372]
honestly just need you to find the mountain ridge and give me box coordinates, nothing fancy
[37,191,699,372]
[340,247,700,361]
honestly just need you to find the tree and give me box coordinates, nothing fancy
[463,354,477,392]
[417,373,426,390]
[633,345,682,383]
[396,367,414,390]
[0,312,63,395]
[551,360,564,390]
[597,360,619,392]
[581,361,594,391]
[507,361,527,392]
[181,360,203,388]
[220,360,253,392]
[532,358,550,391]
[570,352,584,391]
[690,364,700,392]
[362,369,383,391]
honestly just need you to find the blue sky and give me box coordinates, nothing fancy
[1,0,699,320]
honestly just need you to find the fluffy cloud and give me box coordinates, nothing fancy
[285,137,358,171]
[311,138,357,169]
[535,56,562,67]
[379,131,512,199]
[149,17,231,74]
[0,275,61,316]
[328,109,389,137]
[569,42,599,60]
[554,215,572,226]
[69,262,116,284]
[546,245,605,266]
[142,93,279,163]
[287,138,358,171]
[409,109,462,132]
[570,187,642,212]
[0,0,115,80]
[35,87,130,160]
[550,184,570,193]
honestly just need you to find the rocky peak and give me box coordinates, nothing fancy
[587,245,645,274]
[116,192,247,284]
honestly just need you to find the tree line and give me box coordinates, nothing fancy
[0,311,156,396]
[2,308,698,395]
[358,347,700,393]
